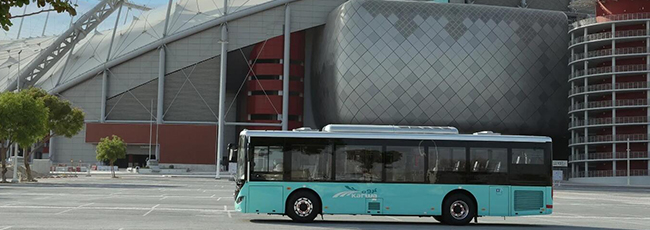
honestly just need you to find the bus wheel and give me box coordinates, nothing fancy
[286,191,321,223]
[433,215,445,224]
[442,193,475,225]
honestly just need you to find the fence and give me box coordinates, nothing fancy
[570,29,647,46]
[570,99,647,111]
[569,64,648,79]
[571,12,650,30]
[570,47,647,62]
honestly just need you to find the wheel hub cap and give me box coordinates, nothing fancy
[450,200,469,220]
[294,197,313,217]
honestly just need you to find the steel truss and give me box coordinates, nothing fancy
[5,0,124,91]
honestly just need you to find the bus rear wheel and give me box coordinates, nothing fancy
[442,193,475,225]
[286,191,321,223]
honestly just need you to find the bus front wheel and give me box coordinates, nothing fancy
[442,193,475,225]
[286,191,321,223]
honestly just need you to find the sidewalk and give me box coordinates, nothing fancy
[555,180,650,189]
[49,170,234,179]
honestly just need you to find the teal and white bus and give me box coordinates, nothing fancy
[232,124,553,225]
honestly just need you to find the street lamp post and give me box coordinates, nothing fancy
[11,49,23,183]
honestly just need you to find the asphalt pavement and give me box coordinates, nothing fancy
[0,175,648,230]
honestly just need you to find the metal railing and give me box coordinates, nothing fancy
[615,169,649,177]
[570,99,647,111]
[570,133,648,144]
[569,64,648,79]
[571,151,648,161]
[572,170,649,178]
[570,116,650,127]
[616,151,649,159]
[570,29,648,46]
[570,82,650,95]
[570,47,647,62]
[571,12,650,30]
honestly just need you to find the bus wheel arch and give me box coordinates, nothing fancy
[285,188,322,223]
[441,189,477,225]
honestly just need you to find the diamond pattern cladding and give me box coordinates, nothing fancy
[312,0,569,136]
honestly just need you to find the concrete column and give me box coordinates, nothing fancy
[583,28,589,177]
[157,48,165,124]
[216,0,229,179]
[570,32,576,178]
[100,71,108,123]
[612,23,617,175]
[157,0,173,125]
[646,21,650,172]
[282,4,291,131]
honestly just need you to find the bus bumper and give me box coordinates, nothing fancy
[234,184,248,213]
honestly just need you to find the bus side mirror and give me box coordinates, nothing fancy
[228,143,237,162]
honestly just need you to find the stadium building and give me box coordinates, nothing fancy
[0,0,641,185]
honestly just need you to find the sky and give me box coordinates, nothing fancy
[0,0,167,40]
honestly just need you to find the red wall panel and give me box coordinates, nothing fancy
[86,123,217,164]
[246,31,306,130]
[597,0,650,15]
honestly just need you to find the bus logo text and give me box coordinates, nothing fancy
[333,186,378,199]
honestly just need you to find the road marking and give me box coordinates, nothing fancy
[56,203,94,215]
[227,211,232,218]
[0,205,237,213]
[223,205,227,211]
[216,197,221,201]
[117,228,124,230]
[0,226,12,230]
[1,202,17,207]
[143,204,160,217]
[523,215,650,221]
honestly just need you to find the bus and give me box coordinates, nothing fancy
[232,124,553,225]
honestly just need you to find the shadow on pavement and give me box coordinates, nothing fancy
[250,219,625,230]
[0,182,178,189]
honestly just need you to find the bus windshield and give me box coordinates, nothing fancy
[236,135,246,182]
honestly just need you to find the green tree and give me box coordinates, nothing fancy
[0,90,48,183]
[96,135,126,178]
[0,0,77,31]
[22,88,84,181]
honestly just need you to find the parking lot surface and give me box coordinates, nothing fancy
[0,175,649,230]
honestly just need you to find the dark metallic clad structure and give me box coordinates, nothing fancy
[312,0,570,157]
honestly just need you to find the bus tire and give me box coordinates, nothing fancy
[433,216,445,224]
[442,193,475,225]
[286,190,321,223]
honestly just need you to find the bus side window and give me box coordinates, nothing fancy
[469,148,507,173]
[428,147,466,184]
[385,146,425,183]
[252,145,284,180]
[334,145,383,182]
[289,144,332,181]
[512,149,544,165]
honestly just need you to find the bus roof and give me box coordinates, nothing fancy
[240,129,552,143]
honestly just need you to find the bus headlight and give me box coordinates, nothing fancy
[236,196,245,204]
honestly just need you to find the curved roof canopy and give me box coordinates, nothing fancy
[0,0,274,92]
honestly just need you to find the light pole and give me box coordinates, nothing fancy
[11,49,23,183]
